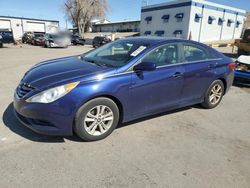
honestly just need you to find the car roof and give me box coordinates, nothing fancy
[119,36,192,46]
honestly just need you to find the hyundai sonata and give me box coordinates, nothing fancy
[14,37,235,141]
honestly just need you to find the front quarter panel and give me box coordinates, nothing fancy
[64,72,132,123]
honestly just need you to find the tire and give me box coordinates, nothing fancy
[74,97,120,141]
[0,43,3,48]
[201,80,225,109]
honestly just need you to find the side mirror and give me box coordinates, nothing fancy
[133,62,156,72]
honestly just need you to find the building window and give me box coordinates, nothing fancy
[162,15,170,23]
[145,16,152,24]
[155,30,164,37]
[175,13,184,22]
[195,13,202,23]
[144,31,151,36]
[227,19,234,27]
[236,20,242,28]
[218,18,225,26]
[208,16,216,24]
[173,30,182,38]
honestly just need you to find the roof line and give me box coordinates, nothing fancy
[0,15,59,23]
[94,20,141,26]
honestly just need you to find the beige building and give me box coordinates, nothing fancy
[93,20,140,33]
[244,12,250,29]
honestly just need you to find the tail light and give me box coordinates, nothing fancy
[228,62,236,70]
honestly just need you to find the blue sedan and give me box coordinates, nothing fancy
[14,37,235,141]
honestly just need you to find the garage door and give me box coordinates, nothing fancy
[0,20,11,30]
[26,22,45,32]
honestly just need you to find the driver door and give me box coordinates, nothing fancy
[130,43,184,117]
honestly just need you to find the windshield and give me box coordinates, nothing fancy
[82,40,149,67]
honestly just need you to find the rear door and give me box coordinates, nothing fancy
[180,43,221,103]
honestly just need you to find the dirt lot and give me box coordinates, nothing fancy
[0,44,250,188]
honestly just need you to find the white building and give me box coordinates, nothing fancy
[140,0,246,42]
[0,16,59,40]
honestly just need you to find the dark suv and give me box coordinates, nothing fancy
[0,30,14,48]
[22,32,34,44]
[71,35,85,45]
[92,36,111,48]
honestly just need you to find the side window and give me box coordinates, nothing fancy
[142,44,179,67]
[183,44,210,62]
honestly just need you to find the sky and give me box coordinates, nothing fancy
[0,0,249,28]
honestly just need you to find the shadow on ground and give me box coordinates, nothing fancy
[3,102,198,143]
[2,103,84,143]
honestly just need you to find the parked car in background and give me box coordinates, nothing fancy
[0,34,2,48]
[234,55,250,86]
[31,33,45,46]
[0,30,14,47]
[92,36,111,48]
[44,33,70,48]
[71,35,85,45]
[14,37,235,141]
[22,32,34,44]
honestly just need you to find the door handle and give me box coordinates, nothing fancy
[208,63,218,69]
[172,72,183,78]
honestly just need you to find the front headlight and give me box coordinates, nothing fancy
[26,82,79,103]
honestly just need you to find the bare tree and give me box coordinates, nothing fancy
[64,0,108,36]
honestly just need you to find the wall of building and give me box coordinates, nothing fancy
[93,21,140,32]
[243,12,250,29]
[188,0,245,42]
[141,0,191,39]
[140,0,246,42]
[0,16,59,40]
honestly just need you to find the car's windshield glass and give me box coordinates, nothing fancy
[82,40,149,67]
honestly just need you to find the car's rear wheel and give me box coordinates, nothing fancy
[201,80,224,109]
[74,97,119,141]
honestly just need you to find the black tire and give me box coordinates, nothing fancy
[201,80,225,109]
[74,97,120,141]
[0,43,3,48]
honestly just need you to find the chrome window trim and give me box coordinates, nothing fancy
[81,57,223,83]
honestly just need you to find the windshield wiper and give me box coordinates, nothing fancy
[82,57,114,68]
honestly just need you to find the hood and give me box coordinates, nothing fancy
[22,56,114,89]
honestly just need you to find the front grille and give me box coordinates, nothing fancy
[16,82,35,98]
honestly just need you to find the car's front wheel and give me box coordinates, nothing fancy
[74,97,120,141]
[201,80,225,109]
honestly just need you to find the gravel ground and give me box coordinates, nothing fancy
[0,44,250,188]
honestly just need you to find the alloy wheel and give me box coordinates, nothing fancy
[84,105,114,136]
[209,84,223,105]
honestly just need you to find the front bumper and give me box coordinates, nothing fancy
[234,71,250,86]
[49,42,68,48]
[13,93,74,136]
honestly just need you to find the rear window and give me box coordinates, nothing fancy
[94,37,104,41]
[183,43,215,62]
